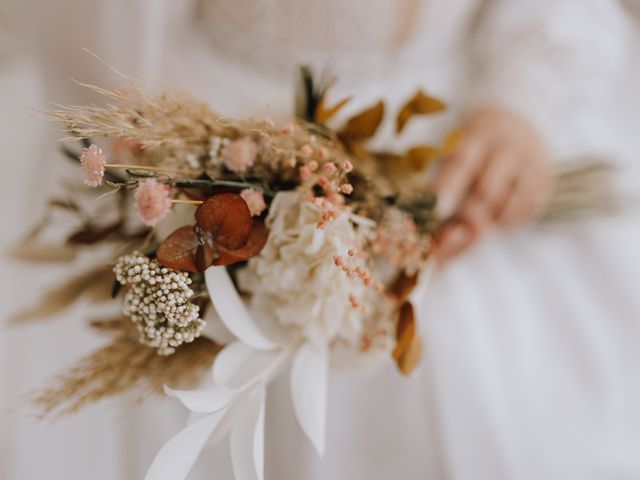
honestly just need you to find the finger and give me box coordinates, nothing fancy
[471,150,518,217]
[497,175,536,226]
[433,138,488,220]
[457,196,494,236]
[498,164,551,226]
[435,222,476,264]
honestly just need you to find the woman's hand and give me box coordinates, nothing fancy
[433,108,553,263]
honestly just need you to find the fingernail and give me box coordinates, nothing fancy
[448,225,469,245]
[436,194,456,220]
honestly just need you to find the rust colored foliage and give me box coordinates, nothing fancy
[157,193,268,272]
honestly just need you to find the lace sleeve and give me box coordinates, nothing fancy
[467,0,633,153]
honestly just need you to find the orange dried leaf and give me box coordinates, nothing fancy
[393,302,416,360]
[441,129,462,156]
[391,271,419,303]
[397,333,423,375]
[195,193,252,250]
[156,226,199,273]
[405,145,440,171]
[396,90,446,133]
[315,96,351,124]
[392,302,422,375]
[340,100,385,139]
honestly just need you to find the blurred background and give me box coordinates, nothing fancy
[1,1,640,479]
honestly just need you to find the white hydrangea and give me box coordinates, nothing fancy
[237,192,377,348]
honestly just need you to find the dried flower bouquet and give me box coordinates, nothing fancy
[14,65,620,480]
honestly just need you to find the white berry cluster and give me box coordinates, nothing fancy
[207,135,231,166]
[114,252,204,355]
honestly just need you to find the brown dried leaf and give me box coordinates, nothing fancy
[390,271,419,303]
[405,145,440,171]
[157,195,265,273]
[392,302,422,375]
[396,90,446,133]
[397,332,423,375]
[340,100,385,139]
[314,96,351,124]
[393,302,416,360]
[156,225,199,273]
[195,193,252,251]
[214,220,269,266]
[441,129,462,156]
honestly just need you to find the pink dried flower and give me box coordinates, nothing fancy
[316,147,328,159]
[349,294,361,308]
[317,176,331,191]
[327,193,345,206]
[281,123,296,135]
[134,179,172,227]
[342,160,353,173]
[308,160,319,172]
[340,183,354,194]
[240,188,267,217]
[80,144,106,187]
[301,144,313,157]
[221,137,257,173]
[299,165,312,180]
[323,162,338,175]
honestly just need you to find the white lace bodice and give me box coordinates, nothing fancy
[159,0,635,162]
[196,0,429,81]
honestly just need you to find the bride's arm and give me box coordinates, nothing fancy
[434,0,631,262]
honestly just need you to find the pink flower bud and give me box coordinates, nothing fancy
[221,137,257,173]
[134,179,172,226]
[340,183,354,194]
[323,162,338,175]
[80,144,106,187]
[240,188,267,217]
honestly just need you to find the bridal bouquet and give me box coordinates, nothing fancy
[15,66,618,480]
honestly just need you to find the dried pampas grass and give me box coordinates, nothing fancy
[541,158,624,222]
[32,318,219,419]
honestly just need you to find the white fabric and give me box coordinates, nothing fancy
[1,0,639,479]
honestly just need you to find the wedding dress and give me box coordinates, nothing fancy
[3,0,640,479]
